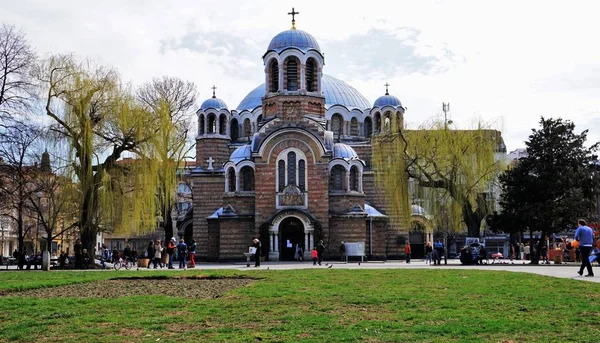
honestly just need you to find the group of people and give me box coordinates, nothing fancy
[145,238,197,269]
[424,241,445,265]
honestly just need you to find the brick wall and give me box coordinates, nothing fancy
[328,193,366,215]
[329,217,368,259]
[262,95,325,119]
[218,217,255,260]
[196,138,230,170]
[193,173,225,260]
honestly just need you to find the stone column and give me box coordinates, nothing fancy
[278,62,284,92]
[269,226,280,261]
[358,173,363,193]
[299,63,306,91]
[235,172,240,192]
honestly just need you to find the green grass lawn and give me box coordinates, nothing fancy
[0,269,598,342]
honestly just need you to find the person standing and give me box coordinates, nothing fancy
[100,244,110,269]
[188,239,197,268]
[74,239,83,269]
[520,243,525,260]
[339,241,346,262]
[433,240,444,265]
[404,242,411,263]
[295,243,303,262]
[153,240,162,269]
[575,219,594,277]
[252,238,261,267]
[167,237,176,269]
[524,243,530,261]
[312,247,318,265]
[425,242,433,264]
[177,239,187,270]
[146,242,154,269]
[316,240,326,266]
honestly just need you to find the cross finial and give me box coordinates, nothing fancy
[211,85,217,98]
[384,82,390,95]
[288,7,299,30]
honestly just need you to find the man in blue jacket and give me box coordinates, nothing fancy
[575,219,594,277]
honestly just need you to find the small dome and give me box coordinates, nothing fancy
[201,97,228,111]
[411,204,428,216]
[373,94,402,108]
[266,30,320,55]
[229,144,252,164]
[333,143,359,160]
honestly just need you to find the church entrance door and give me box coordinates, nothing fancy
[409,221,426,259]
[279,217,304,261]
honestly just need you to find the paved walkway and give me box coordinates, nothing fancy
[4,259,599,283]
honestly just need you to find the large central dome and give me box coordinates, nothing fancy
[236,75,370,111]
[265,29,321,55]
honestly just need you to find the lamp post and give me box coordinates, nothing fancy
[35,192,43,255]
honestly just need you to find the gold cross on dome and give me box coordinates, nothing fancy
[288,7,299,30]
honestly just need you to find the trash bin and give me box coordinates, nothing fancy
[137,258,149,268]
[553,255,563,264]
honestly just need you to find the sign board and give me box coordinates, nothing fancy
[465,237,480,246]
[249,247,256,254]
[345,242,365,257]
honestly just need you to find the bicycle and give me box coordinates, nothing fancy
[113,256,135,270]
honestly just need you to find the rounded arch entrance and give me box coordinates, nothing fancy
[267,210,316,261]
[409,221,426,259]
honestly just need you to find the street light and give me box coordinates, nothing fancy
[35,191,43,255]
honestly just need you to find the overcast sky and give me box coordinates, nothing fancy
[2,0,599,151]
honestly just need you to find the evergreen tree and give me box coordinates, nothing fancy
[491,117,599,262]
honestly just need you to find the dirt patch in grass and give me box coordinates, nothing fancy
[0,276,253,299]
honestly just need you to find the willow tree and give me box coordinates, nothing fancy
[136,76,197,242]
[38,55,161,260]
[373,118,504,238]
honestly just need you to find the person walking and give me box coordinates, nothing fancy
[312,247,318,265]
[433,240,444,265]
[188,239,196,268]
[425,241,433,264]
[404,242,411,264]
[100,244,110,269]
[316,240,326,266]
[575,219,594,277]
[339,241,346,262]
[167,237,176,269]
[153,240,162,269]
[295,243,303,262]
[252,238,261,267]
[177,239,187,270]
[146,242,154,269]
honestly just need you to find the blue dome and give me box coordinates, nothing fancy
[333,143,359,160]
[266,30,320,55]
[373,94,402,108]
[201,97,228,111]
[229,144,252,164]
[236,75,370,111]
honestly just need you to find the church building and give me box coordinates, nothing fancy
[192,11,430,261]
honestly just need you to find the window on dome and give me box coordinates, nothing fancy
[331,114,343,139]
[208,114,216,134]
[330,165,346,191]
[286,59,298,91]
[240,166,255,192]
[306,58,316,92]
[278,160,285,192]
[227,168,236,192]
[350,117,358,136]
[230,118,239,141]
[269,59,279,92]
[349,166,359,192]
[244,118,251,137]
[219,114,227,135]
[199,114,205,135]
[374,113,381,134]
[364,117,373,138]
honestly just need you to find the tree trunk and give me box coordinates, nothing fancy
[163,213,173,244]
[46,232,53,257]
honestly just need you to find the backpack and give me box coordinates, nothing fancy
[103,249,110,260]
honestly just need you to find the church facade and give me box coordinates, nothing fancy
[192,19,430,261]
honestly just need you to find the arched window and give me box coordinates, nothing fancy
[240,166,255,192]
[350,117,358,136]
[230,118,239,141]
[384,111,391,132]
[177,182,192,195]
[269,59,279,92]
[208,114,216,134]
[364,117,372,138]
[199,114,205,135]
[330,165,346,191]
[227,168,236,192]
[278,160,285,192]
[298,160,306,192]
[287,151,296,186]
[349,166,359,191]
[286,59,298,91]
[219,114,227,135]
[374,113,381,134]
[331,114,343,139]
[256,115,263,130]
[306,58,316,92]
[244,118,251,137]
